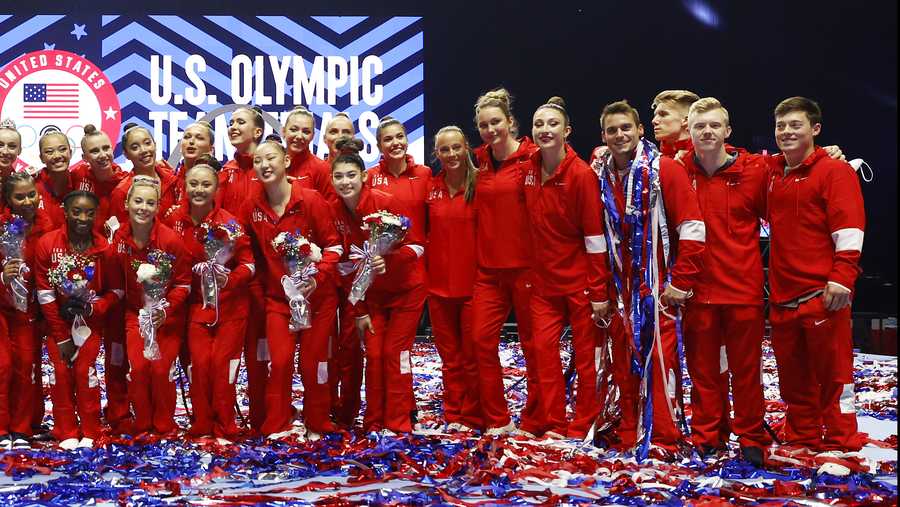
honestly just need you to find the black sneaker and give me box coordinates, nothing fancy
[741,446,765,467]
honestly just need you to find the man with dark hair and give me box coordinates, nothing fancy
[767,96,867,455]
[590,100,705,459]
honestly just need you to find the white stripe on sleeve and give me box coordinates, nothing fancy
[584,235,608,254]
[831,228,864,252]
[677,220,706,242]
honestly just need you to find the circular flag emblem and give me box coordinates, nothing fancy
[0,49,121,169]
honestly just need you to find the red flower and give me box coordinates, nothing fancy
[298,243,312,256]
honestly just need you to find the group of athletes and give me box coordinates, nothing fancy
[0,88,866,467]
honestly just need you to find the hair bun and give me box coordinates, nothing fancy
[264,133,283,144]
[192,153,222,172]
[83,124,98,135]
[335,137,364,155]
[547,96,566,109]
[123,122,140,134]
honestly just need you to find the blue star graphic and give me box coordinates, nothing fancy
[286,84,293,97]
[43,42,56,50]
[71,24,87,41]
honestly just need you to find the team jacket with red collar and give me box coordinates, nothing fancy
[473,137,538,269]
[331,186,425,303]
[366,155,432,243]
[0,209,56,316]
[660,137,693,160]
[591,150,705,296]
[108,161,180,224]
[681,148,768,305]
[110,220,192,326]
[426,171,476,298]
[219,152,259,215]
[69,159,127,232]
[523,145,609,300]
[766,147,865,304]
[164,205,256,323]
[238,180,342,315]
[34,228,122,344]
[34,167,74,228]
[287,150,338,205]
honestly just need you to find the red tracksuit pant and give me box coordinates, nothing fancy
[429,295,483,430]
[243,284,268,433]
[363,285,426,433]
[683,304,770,449]
[104,301,131,432]
[0,310,38,435]
[32,322,45,429]
[331,296,364,427]
[470,267,545,434]
[188,318,246,439]
[262,290,337,435]
[609,310,683,450]
[531,291,604,439]
[47,331,103,440]
[770,297,865,451]
[125,316,181,434]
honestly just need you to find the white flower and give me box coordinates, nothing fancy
[136,263,158,283]
[272,232,287,246]
[308,243,322,262]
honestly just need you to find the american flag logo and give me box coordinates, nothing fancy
[23,83,79,119]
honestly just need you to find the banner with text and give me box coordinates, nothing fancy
[0,14,424,169]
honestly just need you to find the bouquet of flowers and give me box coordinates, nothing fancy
[271,230,321,332]
[0,215,30,312]
[192,219,243,325]
[132,249,175,360]
[344,210,410,305]
[47,254,99,347]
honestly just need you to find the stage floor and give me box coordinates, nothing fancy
[0,339,896,505]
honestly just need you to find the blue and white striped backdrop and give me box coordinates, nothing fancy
[0,14,424,167]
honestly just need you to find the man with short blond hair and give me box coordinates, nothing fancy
[680,97,771,465]
[651,90,701,160]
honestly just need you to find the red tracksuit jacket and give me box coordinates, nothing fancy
[766,147,865,304]
[331,186,425,308]
[218,152,259,216]
[288,150,338,205]
[473,138,538,269]
[34,167,73,228]
[660,137,693,159]
[523,145,609,300]
[110,220,192,327]
[594,152,705,297]
[69,159,128,233]
[367,155,432,243]
[681,148,768,305]
[108,161,180,224]
[34,228,122,344]
[426,171,476,298]
[239,180,342,315]
[164,205,255,324]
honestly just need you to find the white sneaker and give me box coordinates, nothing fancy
[0,435,11,450]
[215,438,232,446]
[381,428,397,437]
[266,430,294,441]
[59,438,80,450]
[306,431,321,442]
[11,438,29,449]
[76,438,94,448]
[485,421,517,437]
[542,431,566,440]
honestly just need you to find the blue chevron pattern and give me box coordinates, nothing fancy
[1,14,424,166]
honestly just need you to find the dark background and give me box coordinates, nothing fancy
[27,0,900,314]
